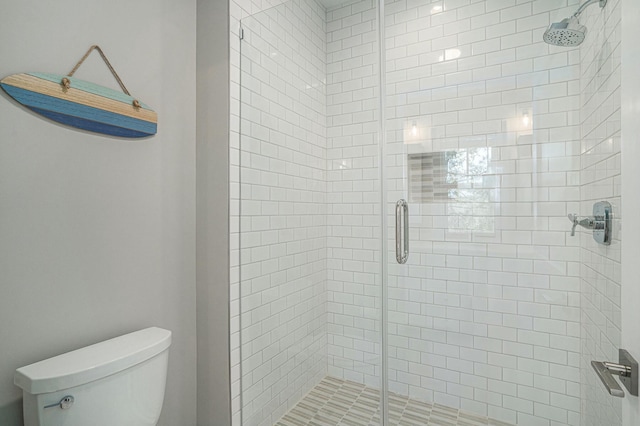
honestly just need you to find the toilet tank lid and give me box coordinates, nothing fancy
[14,327,171,394]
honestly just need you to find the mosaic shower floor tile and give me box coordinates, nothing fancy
[274,377,515,426]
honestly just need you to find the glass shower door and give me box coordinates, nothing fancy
[237,2,332,424]
[381,0,590,424]
[237,0,384,424]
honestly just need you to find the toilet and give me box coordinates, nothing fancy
[14,327,171,426]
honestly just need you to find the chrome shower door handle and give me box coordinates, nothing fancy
[395,199,409,264]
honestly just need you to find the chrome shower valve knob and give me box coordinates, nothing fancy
[567,201,612,245]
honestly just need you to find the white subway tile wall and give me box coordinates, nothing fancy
[378,0,583,424]
[364,0,580,425]
[230,0,304,422]
[237,1,329,425]
[578,0,622,425]
[325,0,383,390]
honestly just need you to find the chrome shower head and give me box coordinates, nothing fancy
[543,18,587,47]
[542,0,607,47]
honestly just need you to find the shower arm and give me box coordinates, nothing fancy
[572,0,607,18]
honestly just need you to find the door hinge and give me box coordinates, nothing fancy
[239,27,244,40]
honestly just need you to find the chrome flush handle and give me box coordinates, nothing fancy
[43,395,74,410]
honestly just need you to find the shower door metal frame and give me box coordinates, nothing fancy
[376,0,389,422]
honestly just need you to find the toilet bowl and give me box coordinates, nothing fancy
[14,327,171,426]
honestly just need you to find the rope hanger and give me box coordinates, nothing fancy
[61,45,140,108]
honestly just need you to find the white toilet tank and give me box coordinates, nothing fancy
[15,327,171,426]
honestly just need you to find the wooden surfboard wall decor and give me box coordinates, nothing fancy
[0,45,157,138]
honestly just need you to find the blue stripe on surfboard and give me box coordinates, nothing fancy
[28,73,153,110]
[1,84,156,135]
[28,106,149,138]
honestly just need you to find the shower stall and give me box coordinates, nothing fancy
[231,0,625,424]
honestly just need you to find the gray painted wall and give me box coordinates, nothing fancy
[196,0,232,423]
[0,1,198,425]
